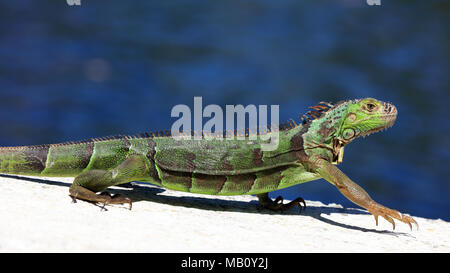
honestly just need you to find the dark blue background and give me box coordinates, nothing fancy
[0,0,448,220]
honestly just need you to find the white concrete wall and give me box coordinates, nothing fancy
[0,175,448,252]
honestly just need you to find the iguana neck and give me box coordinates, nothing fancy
[300,109,346,165]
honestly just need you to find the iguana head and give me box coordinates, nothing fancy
[304,98,397,164]
[335,98,397,143]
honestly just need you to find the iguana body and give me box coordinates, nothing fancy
[0,98,417,230]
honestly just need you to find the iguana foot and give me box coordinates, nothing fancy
[69,185,132,211]
[98,192,132,210]
[366,202,418,230]
[257,193,306,212]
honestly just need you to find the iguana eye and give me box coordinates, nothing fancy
[365,103,377,112]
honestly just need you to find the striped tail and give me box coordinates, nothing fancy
[0,145,50,176]
[0,142,94,177]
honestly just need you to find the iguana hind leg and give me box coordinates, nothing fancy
[257,192,306,213]
[69,155,149,210]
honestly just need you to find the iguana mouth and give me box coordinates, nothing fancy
[382,102,397,125]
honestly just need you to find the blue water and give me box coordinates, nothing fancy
[0,0,448,220]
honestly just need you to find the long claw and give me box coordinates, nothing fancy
[98,192,111,211]
[274,196,284,204]
[383,215,395,230]
[368,204,417,231]
[402,215,418,231]
[406,220,412,231]
[373,214,379,226]
[109,193,133,210]
[295,197,306,212]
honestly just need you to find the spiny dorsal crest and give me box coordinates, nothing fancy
[298,101,334,125]
[0,101,338,149]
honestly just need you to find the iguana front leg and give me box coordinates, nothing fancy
[312,158,418,230]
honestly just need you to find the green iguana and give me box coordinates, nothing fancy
[0,98,417,230]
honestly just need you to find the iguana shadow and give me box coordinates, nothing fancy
[1,174,410,236]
